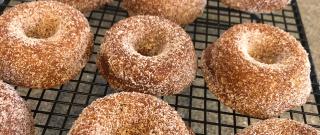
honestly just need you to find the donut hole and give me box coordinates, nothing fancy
[246,35,285,64]
[117,124,147,135]
[115,103,157,134]
[24,14,60,39]
[117,126,158,135]
[134,33,166,56]
[248,45,280,64]
[117,128,142,135]
[117,122,156,134]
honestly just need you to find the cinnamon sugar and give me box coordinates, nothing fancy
[69,92,193,135]
[0,81,34,135]
[0,1,93,88]
[40,0,113,13]
[237,118,320,134]
[202,23,311,119]
[97,15,197,96]
[220,0,291,13]
[121,0,206,25]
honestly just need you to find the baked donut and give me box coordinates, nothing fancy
[220,0,291,13]
[121,0,207,25]
[97,15,197,96]
[68,92,194,134]
[0,81,34,135]
[202,23,311,119]
[0,1,93,88]
[40,0,113,12]
[237,118,320,135]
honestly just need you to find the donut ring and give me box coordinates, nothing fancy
[220,0,291,13]
[202,23,311,119]
[0,81,34,135]
[40,0,113,12]
[121,0,207,25]
[97,15,197,96]
[237,118,320,134]
[0,1,93,88]
[68,92,194,134]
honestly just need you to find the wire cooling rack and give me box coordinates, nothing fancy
[1,0,320,135]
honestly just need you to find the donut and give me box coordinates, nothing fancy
[97,15,197,96]
[220,0,291,13]
[121,0,207,25]
[0,81,34,135]
[0,1,93,89]
[40,0,113,12]
[202,23,311,119]
[68,92,194,134]
[237,118,320,134]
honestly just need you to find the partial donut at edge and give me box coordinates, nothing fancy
[121,0,207,25]
[0,80,34,135]
[0,1,93,89]
[39,0,113,13]
[220,0,291,13]
[68,92,194,134]
[237,118,320,135]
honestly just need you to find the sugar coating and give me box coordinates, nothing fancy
[220,0,291,13]
[0,81,34,135]
[121,0,207,25]
[237,118,320,135]
[97,15,197,96]
[202,23,311,119]
[68,92,194,135]
[40,0,113,13]
[0,1,93,89]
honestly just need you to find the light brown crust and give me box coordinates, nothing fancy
[68,92,194,135]
[121,0,206,25]
[40,0,113,13]
[0,1,93,89]
[202,23,311,119]
[0,81,34,135]
[220,0,291,13]
[97,15,197,96]
[237,118,320,135]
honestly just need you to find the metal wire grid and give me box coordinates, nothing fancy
[0,0,319,135]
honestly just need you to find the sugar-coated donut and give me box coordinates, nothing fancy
[0,81,34,135]
[202,23,311,119]
[40,0,113,12]
[0,1,93,89]
[68,92,194,135]
[220,0,291,13]
[237,118,320,135]
[121,0,207,25]
[97,15,197,96]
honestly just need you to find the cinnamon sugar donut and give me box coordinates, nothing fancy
[0,81,34,135]
[237,118,320,135]
[202,23,311,119]
[220,0,291,13]
[0,1,93,88]
[121,0,207,25]
[40,0,113,12]
[68,92,194,135]
[97,15,197,96]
